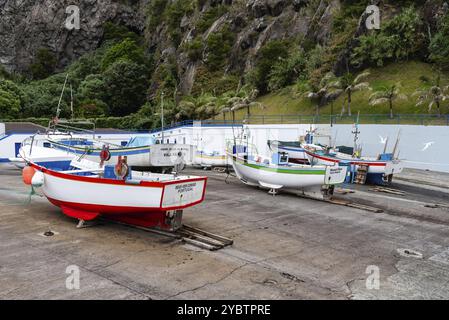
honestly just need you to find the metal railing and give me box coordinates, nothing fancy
[3,114,448,135]
[243,114,449,126]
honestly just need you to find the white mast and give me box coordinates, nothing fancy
[56,74,69,119]
[161,91,165,144]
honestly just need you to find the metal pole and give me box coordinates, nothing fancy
[161,92,165,144]
[56,74,69,119]
[70,83,74,120]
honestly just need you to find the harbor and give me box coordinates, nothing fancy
[2,165,449,299]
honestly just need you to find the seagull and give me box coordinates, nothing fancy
[378,135,387,144]
[422,142,435,151]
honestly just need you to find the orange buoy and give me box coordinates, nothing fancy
[22,166,36,185]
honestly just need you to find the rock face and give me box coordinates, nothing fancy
[0,0,147,73]
[0,0,341,94]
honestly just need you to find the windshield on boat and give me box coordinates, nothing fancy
[126,136,156,147]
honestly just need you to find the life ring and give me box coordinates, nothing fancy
[100,146,111,162]
[114,157,129,180]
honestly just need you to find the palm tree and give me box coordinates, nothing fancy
[369,84,408,119]
[306,73,344,116]
[175,100,196,121]
[327,71,371,116]
[414,75,449,117]
[307,89,327,116]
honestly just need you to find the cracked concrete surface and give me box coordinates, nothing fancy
[1,166,449,300]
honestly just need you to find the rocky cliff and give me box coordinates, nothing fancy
[2,0,448,97]
[0,0,342,93]
[0,0,148,73]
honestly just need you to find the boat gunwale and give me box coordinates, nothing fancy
[29,162,208,188]
[304,149,388,167]
[49,139,152,153]
[228,153,328,175]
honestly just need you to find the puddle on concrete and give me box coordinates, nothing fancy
[397,248,423,259]
[38,230,60,238]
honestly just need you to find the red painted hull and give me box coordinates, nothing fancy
[29,162,208,230]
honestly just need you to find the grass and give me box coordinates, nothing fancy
[234,61,449,122]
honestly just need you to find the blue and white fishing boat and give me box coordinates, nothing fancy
[48,135,154,168]
[268,140,324,165]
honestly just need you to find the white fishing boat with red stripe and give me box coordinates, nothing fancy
[303,147,404,185]
[22,156,207,231]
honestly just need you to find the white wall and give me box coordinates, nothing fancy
[153,123,449,173]
[324,124,449,172]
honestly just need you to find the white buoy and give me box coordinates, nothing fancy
[31,171,45,188]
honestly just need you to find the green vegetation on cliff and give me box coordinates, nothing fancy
[2,1,449,129]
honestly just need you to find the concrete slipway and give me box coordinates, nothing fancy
[1,166,449,300]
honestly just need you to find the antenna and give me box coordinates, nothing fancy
[56,74,69,119]
[392,129,401,159]
[351,111,361,154]
[382,137,389,154]
[161,91,165,144]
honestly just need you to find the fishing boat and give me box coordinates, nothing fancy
[22,156,207,231]
[303,117,404,185]
[48,135,153,167]
[303,147,403,185]
[227,135,348,199]
[11,142,75,170]
[194,150,228,168]
[267,140,324,165]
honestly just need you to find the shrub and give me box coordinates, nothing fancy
[196,5,228,33]
[249,40,290,94]
[30,48,57,80]
[186,37,204,62]
[205,26,235,71]
[102,60,149,116]
[429,14,449,70]
[0,79,23,118]
[103,22,142,44]
[351,6,425,68]
[101,38,147,71]
[268,51,307,91]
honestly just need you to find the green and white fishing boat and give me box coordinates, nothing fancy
[226,130,348,198]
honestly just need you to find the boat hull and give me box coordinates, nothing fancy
[194,151,228,167]
[230,156,347,189]
[304,149,404,184]
[30,163,207,228]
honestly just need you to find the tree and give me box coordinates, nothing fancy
[429,14,449,70]
[351,6,425,68]
[101,38,147,71]
[102,61,149,116]
[78,99,108,118]
[249,40,289,94]
[0,79,23,118]
[268,51,307,91]
[369,84,407,119]
[205,26,235,71]
[77,74,106,103]
[30,48,57,80]
[327,72,371,116]
[413,75,449,116]
[306,72,344,116]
